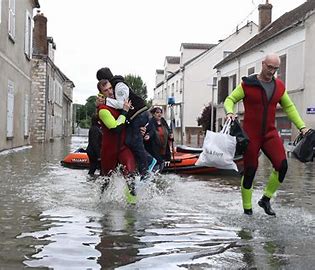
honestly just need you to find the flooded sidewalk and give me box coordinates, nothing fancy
[0,137,314,269]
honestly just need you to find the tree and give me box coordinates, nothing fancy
[125,74,148,101]
[85,95,97,118]
[197,103,216,132]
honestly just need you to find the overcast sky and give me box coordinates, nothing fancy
[38,0,306,104]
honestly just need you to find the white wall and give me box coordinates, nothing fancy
[216,21,315,138]
[183,22,258,129]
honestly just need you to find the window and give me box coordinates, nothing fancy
[278,54,287,85]
[7,80,14,138]
[55,81,63,105]
[217,77,229,104]
[248,67,255,75]
[24,11,32,58]
[24,94,29,136]
[230,74,237,90]
[180,78,183,93]
[8,0,15,40]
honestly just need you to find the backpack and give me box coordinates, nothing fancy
[292,129,315,162]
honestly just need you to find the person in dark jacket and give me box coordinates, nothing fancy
[86,114,102,176]
[144,107,173,169]
[96,67,157,178]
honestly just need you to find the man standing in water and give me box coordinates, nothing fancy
[224,53,308,216]
[96,67,157,179]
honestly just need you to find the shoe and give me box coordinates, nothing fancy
[148,158,157,172]
[100,178,110,193]
[258,197,276,216]
[124,180,137,204]
[140,173,150,182]
[244,208,253,215]
[127,180,136,196]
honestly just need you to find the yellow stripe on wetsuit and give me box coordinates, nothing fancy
[99,109,126,129]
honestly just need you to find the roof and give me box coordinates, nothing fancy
[181,43,215,50]
[165,56,180,64]
[214,0,315,68]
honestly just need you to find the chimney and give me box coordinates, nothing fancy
[258,1,272,31]
[33,10,48,55]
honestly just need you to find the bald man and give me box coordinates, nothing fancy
[224,53,308,216]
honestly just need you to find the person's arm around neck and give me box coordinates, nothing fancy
[106,82,130,109]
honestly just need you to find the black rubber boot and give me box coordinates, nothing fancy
[244,208,253,215]
[258,196,276,216]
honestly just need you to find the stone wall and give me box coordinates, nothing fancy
[30,59,47,143]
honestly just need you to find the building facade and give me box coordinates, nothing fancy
[215,1,315,141]
[0,0,39,151]
[153,22,258,145]
[31,12,74,143]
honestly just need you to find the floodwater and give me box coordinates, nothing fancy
[0,136,314,270]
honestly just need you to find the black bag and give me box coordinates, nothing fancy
[292,129,315,162]
[229,119,250,156]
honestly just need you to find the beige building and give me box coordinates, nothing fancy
[0,0,40,151]
[31,12,74,142]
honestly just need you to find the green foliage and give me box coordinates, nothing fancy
[79,118,90,129]
[125,74,148,101]
[74,95,97,128]
[146,98,153,108]
[85,96,97,118]
[197,103,216,131]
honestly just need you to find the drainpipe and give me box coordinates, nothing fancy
[45,57,49,142]
[236,57,241,114]
[180,66,185,145]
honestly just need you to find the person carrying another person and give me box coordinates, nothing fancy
[86,114,102,176]
[97,79,136,185]
[96,67,157,178]
[143,107,174,171]
[224,53,308,216]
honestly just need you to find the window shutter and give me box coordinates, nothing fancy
[7,81,14,138]
[8,0,15,39]
[24,11,32,57]
[0,0,2,24]
[217,77,229,104]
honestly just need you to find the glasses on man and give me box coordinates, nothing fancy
[263,62,279,71]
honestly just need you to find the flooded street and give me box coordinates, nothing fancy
[0,137,314,270]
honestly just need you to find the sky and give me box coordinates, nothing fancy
[38,0,306,104]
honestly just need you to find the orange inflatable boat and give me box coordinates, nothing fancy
[61,146,243,175]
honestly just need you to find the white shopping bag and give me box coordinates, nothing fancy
[195,119,238,171]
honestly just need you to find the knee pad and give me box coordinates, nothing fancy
[278,159,288,183]
[243,166,256,189]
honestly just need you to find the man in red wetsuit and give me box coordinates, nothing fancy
[224,53,308,216]
[97,79,136,178]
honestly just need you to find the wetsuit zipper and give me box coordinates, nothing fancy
[260,82,276,136]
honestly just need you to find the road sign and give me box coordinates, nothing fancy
[306,107,315,114]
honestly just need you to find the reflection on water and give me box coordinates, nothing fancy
[0,137,314,269]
